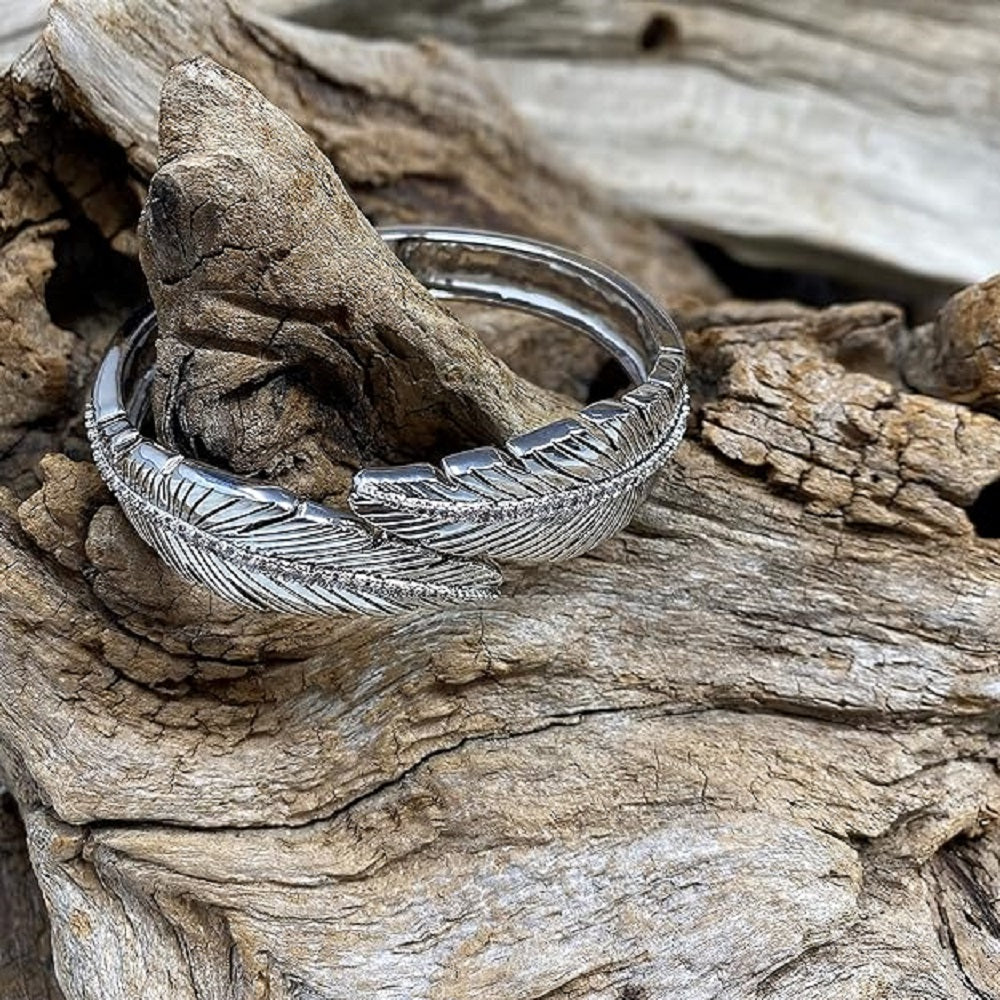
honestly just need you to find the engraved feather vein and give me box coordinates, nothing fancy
[348,377,689,561]
[85,407,501,614]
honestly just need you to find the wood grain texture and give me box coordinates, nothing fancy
[901,274,1000,413]
[140,57,575,499]
[279,0,1000,288]
[0,3,998,999]
[40,0,722,305]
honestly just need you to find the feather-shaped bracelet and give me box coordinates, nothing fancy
[87,227,688,615]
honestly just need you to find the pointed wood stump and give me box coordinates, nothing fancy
[0,3,998,998]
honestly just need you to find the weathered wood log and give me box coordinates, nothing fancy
[274,0,1000,289]
[141,59,574,499]
[10,0,1000,291]
[1,2,999,999]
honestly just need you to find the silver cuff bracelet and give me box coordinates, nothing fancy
[86,226,689,615]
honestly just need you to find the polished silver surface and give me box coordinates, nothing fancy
[351,227,689,562]
[86,311,502,615]
[87,226,688,614]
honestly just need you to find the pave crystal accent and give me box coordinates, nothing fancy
[352,383,688,522]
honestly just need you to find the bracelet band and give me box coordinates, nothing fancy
[86,226,688,615]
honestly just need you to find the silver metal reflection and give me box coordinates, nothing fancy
[87,226,689,615]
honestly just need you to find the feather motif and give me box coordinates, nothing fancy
[349,350,688,561]
[85,408,501,615]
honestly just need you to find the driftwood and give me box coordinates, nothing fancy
[386,0,1000,289]
[7,0,1000,290]
[274,0,1000,290]
[1,2,999,998]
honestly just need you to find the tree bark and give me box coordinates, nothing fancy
[1,3,999,999]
